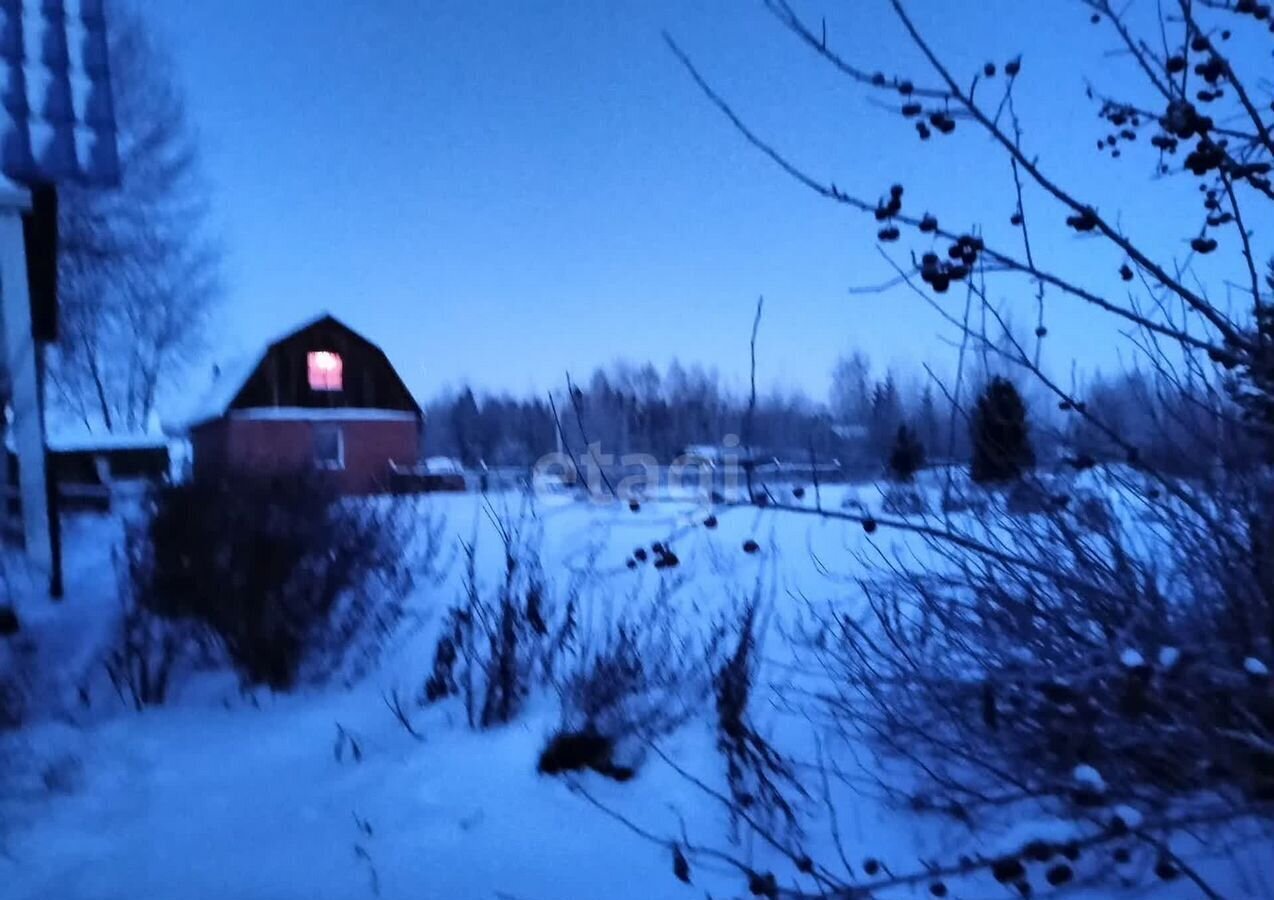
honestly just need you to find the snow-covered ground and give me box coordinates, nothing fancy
[1,484,1269,899]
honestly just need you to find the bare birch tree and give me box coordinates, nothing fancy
[51,4,219,433]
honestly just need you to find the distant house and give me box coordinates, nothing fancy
[181,314,422,494]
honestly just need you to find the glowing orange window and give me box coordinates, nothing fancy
[307,351,343,391]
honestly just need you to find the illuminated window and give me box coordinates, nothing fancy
[314,425,344,470]
[307,351,343,391]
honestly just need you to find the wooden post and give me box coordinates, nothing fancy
[0,182,53,578]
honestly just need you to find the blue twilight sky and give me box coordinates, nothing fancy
[143,1,1266,404]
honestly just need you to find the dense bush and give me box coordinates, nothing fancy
[129,476,417,690]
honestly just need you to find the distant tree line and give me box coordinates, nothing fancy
[422,345,1257,479]
[423,360,846,468]
[420,350,965,471]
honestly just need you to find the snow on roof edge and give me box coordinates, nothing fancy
[228,408,419,423]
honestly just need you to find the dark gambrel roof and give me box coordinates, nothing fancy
[179,313,421,430]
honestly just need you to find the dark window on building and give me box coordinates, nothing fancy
[314,424,344,470]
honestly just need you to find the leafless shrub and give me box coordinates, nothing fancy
[549,581,723,774]
[796,464,1274,894]
[423,499,568,729]
[716,604,806,837]
[104,597,196,711]
[1005,478,1053,516]
[881,484,928,516]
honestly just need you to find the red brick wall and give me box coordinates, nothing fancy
[191,416,420,494]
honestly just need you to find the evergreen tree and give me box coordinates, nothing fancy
[867,375,903,457]
[887,424,925,482]
[449,388,484,468]
[970,377,1035,483]
[918,384,942,461]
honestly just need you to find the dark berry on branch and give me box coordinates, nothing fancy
[878,226,901,242]
[1005,57,1021,76]
[1120,264,1134,281]
[991,858,1025,883]
[930,112,956,134]
[1046,865,1074,886]
[1066,209,1099,231]
[672,846,691,883]
[919,213,938,232]
[902,102,922,117]
[1025,841,1055,862]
